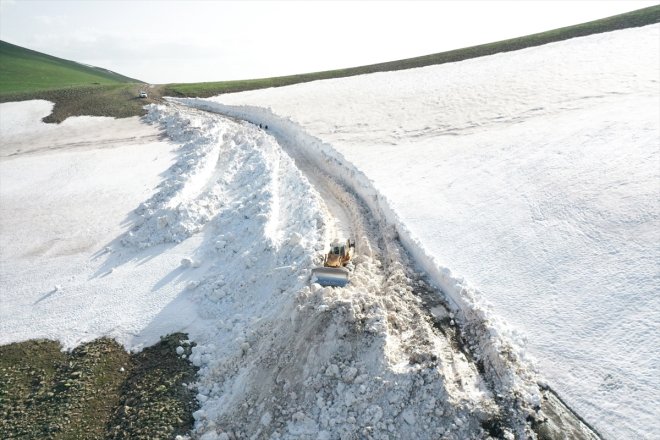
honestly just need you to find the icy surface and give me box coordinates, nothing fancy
[199,25,660,439]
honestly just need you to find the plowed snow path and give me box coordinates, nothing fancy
[165,102,599,439]
[146,105,506,439]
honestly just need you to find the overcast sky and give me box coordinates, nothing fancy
[1,0,657,84]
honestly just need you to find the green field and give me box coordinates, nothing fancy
[0,40,153,123]
[0,5,658,122]
[0,40,139,94]
[163,5,660,98]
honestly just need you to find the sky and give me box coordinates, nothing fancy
[0,0,657,84]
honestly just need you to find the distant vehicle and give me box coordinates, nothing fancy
[138,91,148,98]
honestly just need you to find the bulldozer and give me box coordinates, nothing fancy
[311,239,356,287]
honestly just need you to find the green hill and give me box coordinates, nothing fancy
[0,42,149,123]
[165,5,660,97]
[0,40,139,94]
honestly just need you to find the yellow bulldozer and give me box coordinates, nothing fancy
[311,239,356,287]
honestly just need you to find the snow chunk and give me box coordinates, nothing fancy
[260,411,272,426]
[403,409,416,425]
[324,364,339,377]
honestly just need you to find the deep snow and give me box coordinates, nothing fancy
[186,24,660,439]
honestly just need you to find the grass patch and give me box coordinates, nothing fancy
[0,40,138,95]
[0,333,198,439]
[0,40,155,123]
[0,84,163,123]
[164,5,660,98]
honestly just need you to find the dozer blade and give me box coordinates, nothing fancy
[311,266,350,287]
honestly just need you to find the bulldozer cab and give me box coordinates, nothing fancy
[313,239,355,287]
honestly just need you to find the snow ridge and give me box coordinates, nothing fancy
[173,99,542,435]
[122,106,228,247]
[123,105,299,250]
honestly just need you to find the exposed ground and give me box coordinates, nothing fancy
[0,84,165,123]
[0,333,198,440]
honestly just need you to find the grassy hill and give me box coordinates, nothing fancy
[0,41,153,122]
[164,5,660,97]
[0,40,139,94]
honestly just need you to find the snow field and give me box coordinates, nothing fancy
[0,102,182,349]
[184,24,660,439]
[0,100,55,141]
[0,99,159,158]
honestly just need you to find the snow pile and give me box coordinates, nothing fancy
[178,24,660,439]
[120,102,329,335]
[121,105,232,246]
[192,280,502,440]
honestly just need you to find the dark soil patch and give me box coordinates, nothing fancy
[0,333,198,439]
[0,84,166,124]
